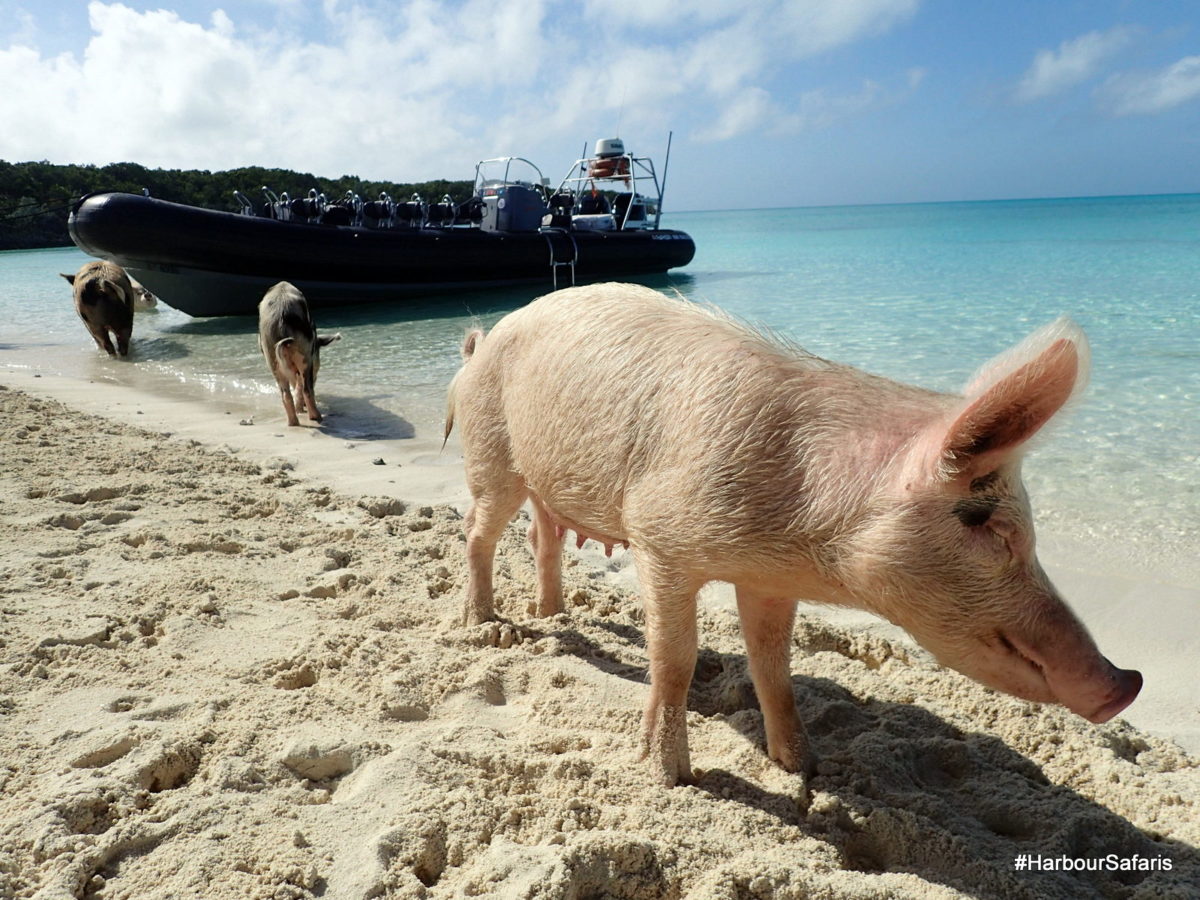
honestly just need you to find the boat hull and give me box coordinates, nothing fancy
[68,192,696,317]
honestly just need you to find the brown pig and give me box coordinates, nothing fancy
[445,282,1142,787]
[258,282,340,426]
[60,261,135,357]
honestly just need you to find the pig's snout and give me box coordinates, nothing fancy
[1084,664,1142,724]
[984,630,1142,725]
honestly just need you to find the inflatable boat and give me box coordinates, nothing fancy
[67,140,695,318]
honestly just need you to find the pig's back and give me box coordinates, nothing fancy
[258,284,313,344]
[466,283,818,549]
[486,283,791,447]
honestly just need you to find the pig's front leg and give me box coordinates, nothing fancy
[304,388,322,423]
[527,497,565,617]
[735,588,811,776]
[638,563,701,786]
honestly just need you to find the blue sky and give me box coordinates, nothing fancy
[1,1,1197,210]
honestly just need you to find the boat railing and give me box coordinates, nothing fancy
[554,153,664,231]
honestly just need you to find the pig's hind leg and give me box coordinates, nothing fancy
[84,318,117,356]
[290,370,308,416]
[637,561,702,786]
[735,588,811,777]
[527,496,565,618]
[462,476,527,626]
[275,374,301,426]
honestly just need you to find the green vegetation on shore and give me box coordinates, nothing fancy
[0,159,472,251]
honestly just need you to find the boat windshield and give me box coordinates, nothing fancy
[473,157,549,200]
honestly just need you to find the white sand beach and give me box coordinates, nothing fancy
[0,367,1196,899]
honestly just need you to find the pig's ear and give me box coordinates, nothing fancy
[938,319,1088,478]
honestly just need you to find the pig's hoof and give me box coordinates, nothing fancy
[770,748,816,778]
[645,759,694,788]
[532,599,565,618]
[470,621,525,649]
[768,730,815,777]
[461,609,494,627]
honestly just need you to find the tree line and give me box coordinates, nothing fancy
[0,159,472,250]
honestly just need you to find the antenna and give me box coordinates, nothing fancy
[656,130,673,230]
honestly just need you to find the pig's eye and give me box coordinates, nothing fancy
[953,499,995,528]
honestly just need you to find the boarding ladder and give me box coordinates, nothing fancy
[542,228,578,289]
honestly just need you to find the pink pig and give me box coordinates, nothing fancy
[445,283,1142,786]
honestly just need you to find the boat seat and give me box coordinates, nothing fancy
[322,205,353,226]
[395,203,424,228]
[579,193,610,215]
[464,198,484,224]
[546,191,574,228]
[290,197,321,220]
[613,194,647,230]
[427,200,455,227]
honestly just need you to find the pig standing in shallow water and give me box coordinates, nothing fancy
[446,282,1142,787]
[258,282,340,426]
[60,261,135,357]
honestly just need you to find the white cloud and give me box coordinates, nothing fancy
[1015,26,1136,102]
[694,86,775,142]
[1100,55,1200,116]
[693,66,923,143]
[0,0,922,181]
[773,0,920,57]
[581,0,734,29]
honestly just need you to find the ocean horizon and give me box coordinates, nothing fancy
[677,190,1200,215]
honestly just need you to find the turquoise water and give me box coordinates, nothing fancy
[2,195,1198,573]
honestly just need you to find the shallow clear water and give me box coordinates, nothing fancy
[3,195,1198,573]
